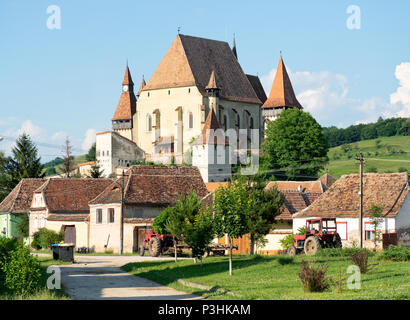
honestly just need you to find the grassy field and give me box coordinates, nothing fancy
[0,256,71,300]
[122,254,410,300]
[323,136,410,178]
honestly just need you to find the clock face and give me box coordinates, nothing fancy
[122,85,129,92]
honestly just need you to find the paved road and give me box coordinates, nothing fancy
[39,254,201,300]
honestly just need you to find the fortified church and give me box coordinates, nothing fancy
[96,34,302,182]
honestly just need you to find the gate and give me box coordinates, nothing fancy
[64,225,76,246]
[382,233,398,249]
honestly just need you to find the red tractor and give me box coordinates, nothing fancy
[287,218,342,256]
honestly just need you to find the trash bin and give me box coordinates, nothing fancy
[51,243,75,262]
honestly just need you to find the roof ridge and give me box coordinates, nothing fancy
[9,180,24,213]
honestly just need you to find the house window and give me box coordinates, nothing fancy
[365,223,375,240]
[168,90,171,95]
[2,217,7,234]
[337,222,348,240]
[97,209,103,224]
[189,112,193,129]
[108,208,115,223]
[188,88,191,93]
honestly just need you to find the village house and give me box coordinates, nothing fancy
[293,173,410,249]
[88,165,209,253]
[29,178,112,248]
[0,178,45,244]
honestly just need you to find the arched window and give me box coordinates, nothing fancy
[189,112,193,129]
[146,114,152,132]
[250,117,254,129]
[223,115,228,131]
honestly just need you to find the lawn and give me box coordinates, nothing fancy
[122,254,410,300]
[323,136,410,177]
[0,256,71,300]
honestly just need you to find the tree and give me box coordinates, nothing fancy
[17,212,29,238]
[5,134,44,189]
[262,109,328,181]
[369,203,384,252]
[86,143,96,162]
[59,136,76,178]
[214,181,249,276]
[237,174,284,255]
[0,151,11,202]
[88,163,103,178]
[165,206,186,262]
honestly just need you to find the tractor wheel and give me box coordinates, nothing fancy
[148,237,161,257]
[333,234,342,248]
[304,236,320,255]
[287,246,297,257]
[138,245,145,256]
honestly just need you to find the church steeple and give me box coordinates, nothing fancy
[136,75,146,97]
[122,65,134,93]
[262,56,302,110]
[232,34,238,59]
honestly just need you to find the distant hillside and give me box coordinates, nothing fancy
[323,136,410,178]
[42,154,88,176]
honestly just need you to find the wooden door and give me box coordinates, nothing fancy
[64,225,76,246]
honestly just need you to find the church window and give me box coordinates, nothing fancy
[189,112,193,129]
[102,151,105,156]
[236,114,240,127]
[188,88,191,93]
[107,151,109,157]
[168,90,171,95]
[147,92,150,97]
[223,115,228,131]
[146,114,152,132]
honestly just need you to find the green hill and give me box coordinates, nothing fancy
[323,136,410,178]
[43,154,88,176]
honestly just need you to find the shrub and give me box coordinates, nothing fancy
[0,238,23,265]
[298,260,331,292]
[377,246,410,262]
[31,228,64,249]
[1,246,41,295]
[366,166,378,173]
[351,250,370,273]
[316,247,374,257]
[398,167,408,173]
[280,234,294,249]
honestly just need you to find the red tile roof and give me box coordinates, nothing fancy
[34,179,112,213]
[275,191,321,221]
[262,57,302,109]
[112,66,137,121]
[89,166,209,206]
[0,179,45,214]
[266,180,324,194]
[295,173,409,218]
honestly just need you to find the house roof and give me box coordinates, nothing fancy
[89,165,209,206]
[266,180,325,194]
[77,161,96,167]
[295,173,410,218]
[192,108,229,146]
[262,57,302,109]
[136,76,146,97]
[0,179,45,214]
[112,66,137,121]
[142,34,261,104]
[205,70,219,90]
[317,173,337,190]
[33,179,112,214]
[276,191,321,220]
[205,182,229,193]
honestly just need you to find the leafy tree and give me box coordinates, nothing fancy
[236,174,284,255]
[0,151,11,202]
[214,181,249,276]
[262,109,328,180]
[369,204,383,252]
[4,134,44,190]
[153,207,174,235]
[17,212,29,238]
[86,143,96,162]
[88,163,103,178]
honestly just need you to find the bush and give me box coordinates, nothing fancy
[280,234,294,249]
[31,228,64,250]
[298,260,331,292]
[316,247,374,257]
[398,167,408,173]
[377,246,410,261]
[0,238,23,265]
[1,246,41,295]
[351,250,370,273]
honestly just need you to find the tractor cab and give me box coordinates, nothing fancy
[305,218,337,237]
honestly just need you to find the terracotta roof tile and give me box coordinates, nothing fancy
[34,179,112,213]
[89,166,208,206]
[136,76,146,97]
[266,180,324,194]
[0,179,46,214]
[262,57,302,109]
[143,34,261,104]
[112,66,137,121]
[275,191,321,221]
[295,173,409,218]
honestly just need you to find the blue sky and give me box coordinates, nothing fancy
[1,0,410,161]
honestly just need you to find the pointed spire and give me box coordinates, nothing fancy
[192,108,228,145]
[232,34,238,59]
[262,56,302,109]
[205,70,219,90]
[122,65,134,86]
[137,75,146,97]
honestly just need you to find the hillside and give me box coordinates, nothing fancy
[43,154,88,176]
[323,136,410,178]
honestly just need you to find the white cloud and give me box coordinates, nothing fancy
[81,128,96,152]
[16,120,43,138]
[261,65,409,128]
[390,62,410,117]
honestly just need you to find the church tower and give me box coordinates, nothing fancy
[112,65,137,140]
[262,56,302,129]
[191,107,231,183]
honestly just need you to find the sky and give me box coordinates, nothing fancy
[0,0,410,162]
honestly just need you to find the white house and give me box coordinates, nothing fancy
[293,173,410,249]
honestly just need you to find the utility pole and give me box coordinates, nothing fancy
[356,153,364,248]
